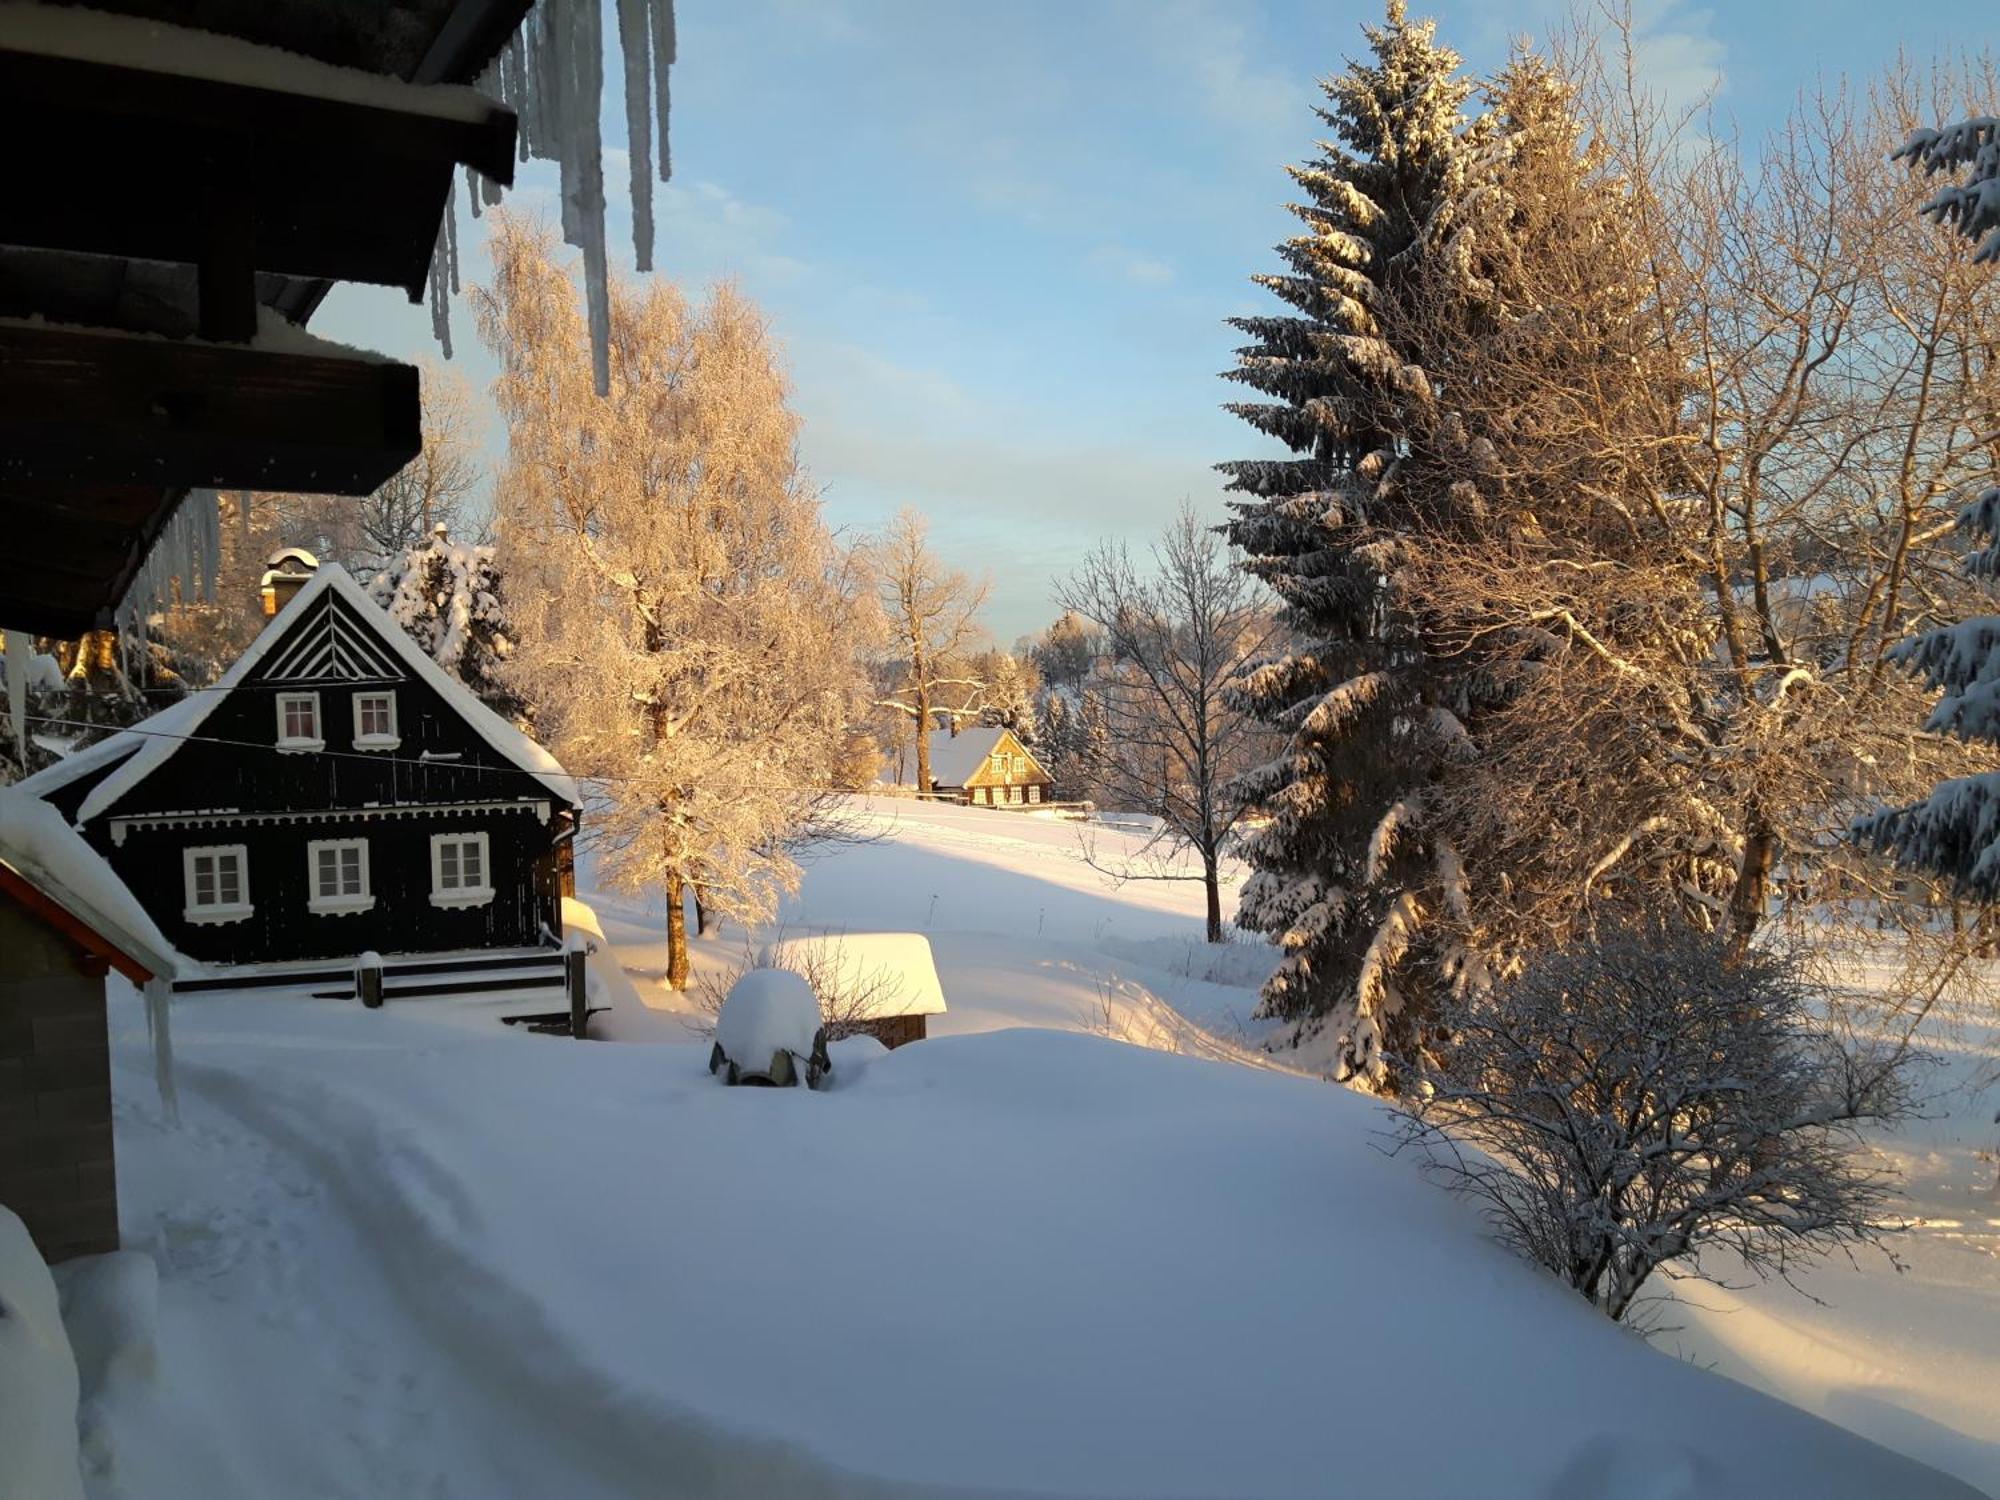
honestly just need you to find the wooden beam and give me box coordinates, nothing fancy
[0,322,420,499]
[0,47,515,298]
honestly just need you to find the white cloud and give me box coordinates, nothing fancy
[1088,244,1177,287]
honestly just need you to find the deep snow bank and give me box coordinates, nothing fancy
[0,1206,86,1500]
[101,981,1983,1500]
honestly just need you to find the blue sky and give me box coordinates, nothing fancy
[317,0,1990,643]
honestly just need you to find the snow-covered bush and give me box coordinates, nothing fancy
[1395,930,1912,1328]
[0,1207,86,1500]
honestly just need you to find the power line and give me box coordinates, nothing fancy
[23,711,612,790]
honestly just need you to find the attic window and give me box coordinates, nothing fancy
[353,692,399,750]
[276,691,323,751]
[990,753,1006,776]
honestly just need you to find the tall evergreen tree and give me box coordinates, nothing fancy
[1220,1,1481,1086]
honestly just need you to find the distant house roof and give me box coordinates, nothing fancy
[0,787,183,982]
[17,562,577,817]
[883,727,1047,789]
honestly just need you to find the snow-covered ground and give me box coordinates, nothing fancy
[59,796,2000,1498]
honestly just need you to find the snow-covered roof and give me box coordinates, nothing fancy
[0,787,184,982]
[758,932,949,1019]
[0,1,506,125]
[18,563,577,817]
[885,727,1043,789]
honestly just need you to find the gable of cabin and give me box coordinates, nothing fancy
[959,728,1052,789]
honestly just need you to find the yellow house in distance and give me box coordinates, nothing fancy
[886,727,1055,807]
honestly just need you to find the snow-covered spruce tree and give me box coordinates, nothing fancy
[1859,490,2000,891]
[369,524,528,725]
[1219,2,1483,1086]
[476,212,871,989]
[1225,23,1718,1087]
[1857,100,2000,896]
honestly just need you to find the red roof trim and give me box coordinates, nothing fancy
[0,865,156,984]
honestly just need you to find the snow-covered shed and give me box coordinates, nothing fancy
[758,932,949,1049]
[884,727,1054,807]
[0,788,181,1263]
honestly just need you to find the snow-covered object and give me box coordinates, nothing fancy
[18,563,577,817]
[0,1206,87,1500]
[714,968,822,1078]
[0,788,181,982]
[1895,117,2000,263]
[758,932,949,1020]
[0,0,503,122]
[368,528,521,720]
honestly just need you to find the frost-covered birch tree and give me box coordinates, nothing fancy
[1056,506,1272,942]
[869,508,990,794]
[476,212,870,988]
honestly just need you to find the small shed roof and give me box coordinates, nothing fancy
[0,786,183,982]
[758,933,949,1020]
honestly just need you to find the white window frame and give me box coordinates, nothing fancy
[351,691,400,751]
[1028,784,1041,804]
[429,832,495,908]
[306,838,374,915]
[275,691,324,751]
[989,753,1007,776]
[183,843,252,925]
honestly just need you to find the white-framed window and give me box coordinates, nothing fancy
[429,832,494,908]
[183,844,252,924]
[972,787,987,805]
[1028,784,1041,804]
[275,691,323,750]
[1012,753,1026,773]
[989,753,1006,776]
[352,691,399,750]
[1008,785,1023,805]
[307,838,373,915]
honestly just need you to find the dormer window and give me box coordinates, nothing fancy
[353,691,399,750]
[276,691,323,751]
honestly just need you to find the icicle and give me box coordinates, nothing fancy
[617,0,655,272]
[654,0,675,181]
[425,0,677,393]
[465,163,482,220]
[143,975,179,1127]
[4,629,28,769]
[428,208,454,360]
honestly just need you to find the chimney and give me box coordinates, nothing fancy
[259,546,320,616]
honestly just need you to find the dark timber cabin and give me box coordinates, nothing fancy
[15,557,578,983]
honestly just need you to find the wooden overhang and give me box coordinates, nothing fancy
[0,45,516,312]
[0,0,532,640]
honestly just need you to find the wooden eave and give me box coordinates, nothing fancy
[0,46,516,302]
[0,319,420,493]
[0,864,157,984]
